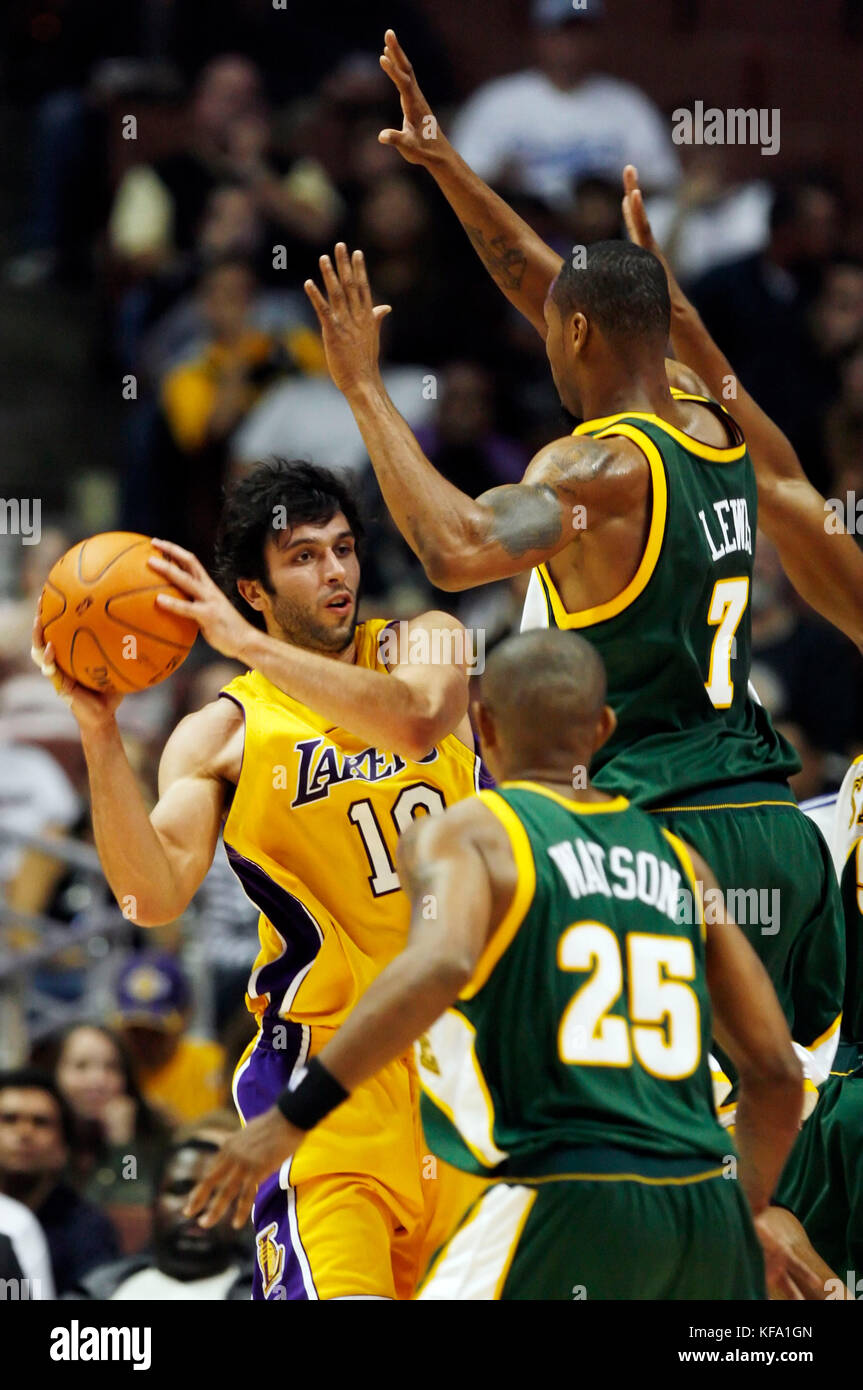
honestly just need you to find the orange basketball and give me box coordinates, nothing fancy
[40,532,199,693]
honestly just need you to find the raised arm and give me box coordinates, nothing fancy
[378,29,561,339]
[623,165,863,652]
[304,242,633,590]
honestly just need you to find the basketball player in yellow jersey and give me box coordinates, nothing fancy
[32,457,485,1300]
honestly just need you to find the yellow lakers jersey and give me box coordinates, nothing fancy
[221,618,480,1028]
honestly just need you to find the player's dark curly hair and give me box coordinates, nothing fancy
[551,240,670,345]
[213,458,365,631]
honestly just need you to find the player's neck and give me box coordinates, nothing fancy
[580,365,673,424]
[501,768,612,804]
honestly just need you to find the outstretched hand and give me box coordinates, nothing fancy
[304,243,391,397]
[184,1107,303,1231]
[378,28,447,167]
[149,540,251,662]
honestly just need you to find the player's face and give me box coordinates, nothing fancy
[0,1088,67,1177]
[261,513,361,655]
[544,288,582,418]
[56,1026,126,1121]
[154,1147,238,1280]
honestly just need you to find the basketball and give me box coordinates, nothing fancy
[39,532,199,693]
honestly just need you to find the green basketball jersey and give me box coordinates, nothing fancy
[519,391,800,807]
[417,783,731,1179]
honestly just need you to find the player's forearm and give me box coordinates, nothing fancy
[422,143,562,336]
[758,479,863,653]
[733,1071,804,1216]
[81,723,185,925]
[239,627,455,760]
[315,946,470,1092]
[343,377,491,587]
[669,291,863,649]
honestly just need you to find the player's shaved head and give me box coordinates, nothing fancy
[550,241,670,346]
[477,629,613,782]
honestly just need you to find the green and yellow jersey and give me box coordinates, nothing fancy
[416,783,732,1181]
[520,391,799,807]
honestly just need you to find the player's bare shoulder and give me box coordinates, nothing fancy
[158,695,245,794]
[525,431,651,521]
[397,794,519,917]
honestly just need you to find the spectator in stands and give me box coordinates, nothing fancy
[0,738,81,919]
[108,55,338,278]
[42,1024,170,1245]
[822,337,863,506]
[0,1069,118,1294]
[645,149,771,285]
[67,1136,252,1300]
[0,525,70,676]
[151,253,325,556]
[0,1190,55,1297]
[111,953,227,1125]
[690,173,843,473]
[450,0,679,209]
[415,361,528,494]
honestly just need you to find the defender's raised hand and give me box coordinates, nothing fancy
[378,28,448,167]
[622,164,660,259]
[304,243,391,397]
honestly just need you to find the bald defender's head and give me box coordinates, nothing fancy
[475,629,616,787]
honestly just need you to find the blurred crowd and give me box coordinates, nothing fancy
[1,0,862,1296]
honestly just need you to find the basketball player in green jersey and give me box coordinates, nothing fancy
[299,32,852,1109]
[775,757,863,1288]
[187,630,823,1300]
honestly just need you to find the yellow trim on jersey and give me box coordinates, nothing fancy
[575,406,746,463]
[661,829,705,942]
[650,799,796,814]
[500,780,629,814]
[417,1190,488,1293]
[536,421,668,629]
[486,1165,726,1188]
[843,833,863,869]
[806,1012,842,1054]
[458,791,538,1000]
[493,1190,537,1298]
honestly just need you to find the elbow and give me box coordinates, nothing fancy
[393,714,442,764]
[115,894,180,929]
[740,1049,803,1103]
[421,545,472,592]
[427,952,475,997]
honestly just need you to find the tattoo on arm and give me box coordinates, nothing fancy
[479,485,563,558]
[464,225,527,292]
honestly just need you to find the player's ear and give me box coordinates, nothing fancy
[571,311,588,354]
[236,578,266,613]
[592,704,617,753]
[474,700,498,753]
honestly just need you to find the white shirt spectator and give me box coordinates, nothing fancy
[0,741,80,886]
[111,1263,243,1300]
[451,71,680,206]
[645,182,772,283]
[0,1193,56,1298]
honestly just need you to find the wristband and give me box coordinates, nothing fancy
[276,1057,349,1131]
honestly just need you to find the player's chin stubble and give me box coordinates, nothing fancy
[270,594,358,655]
